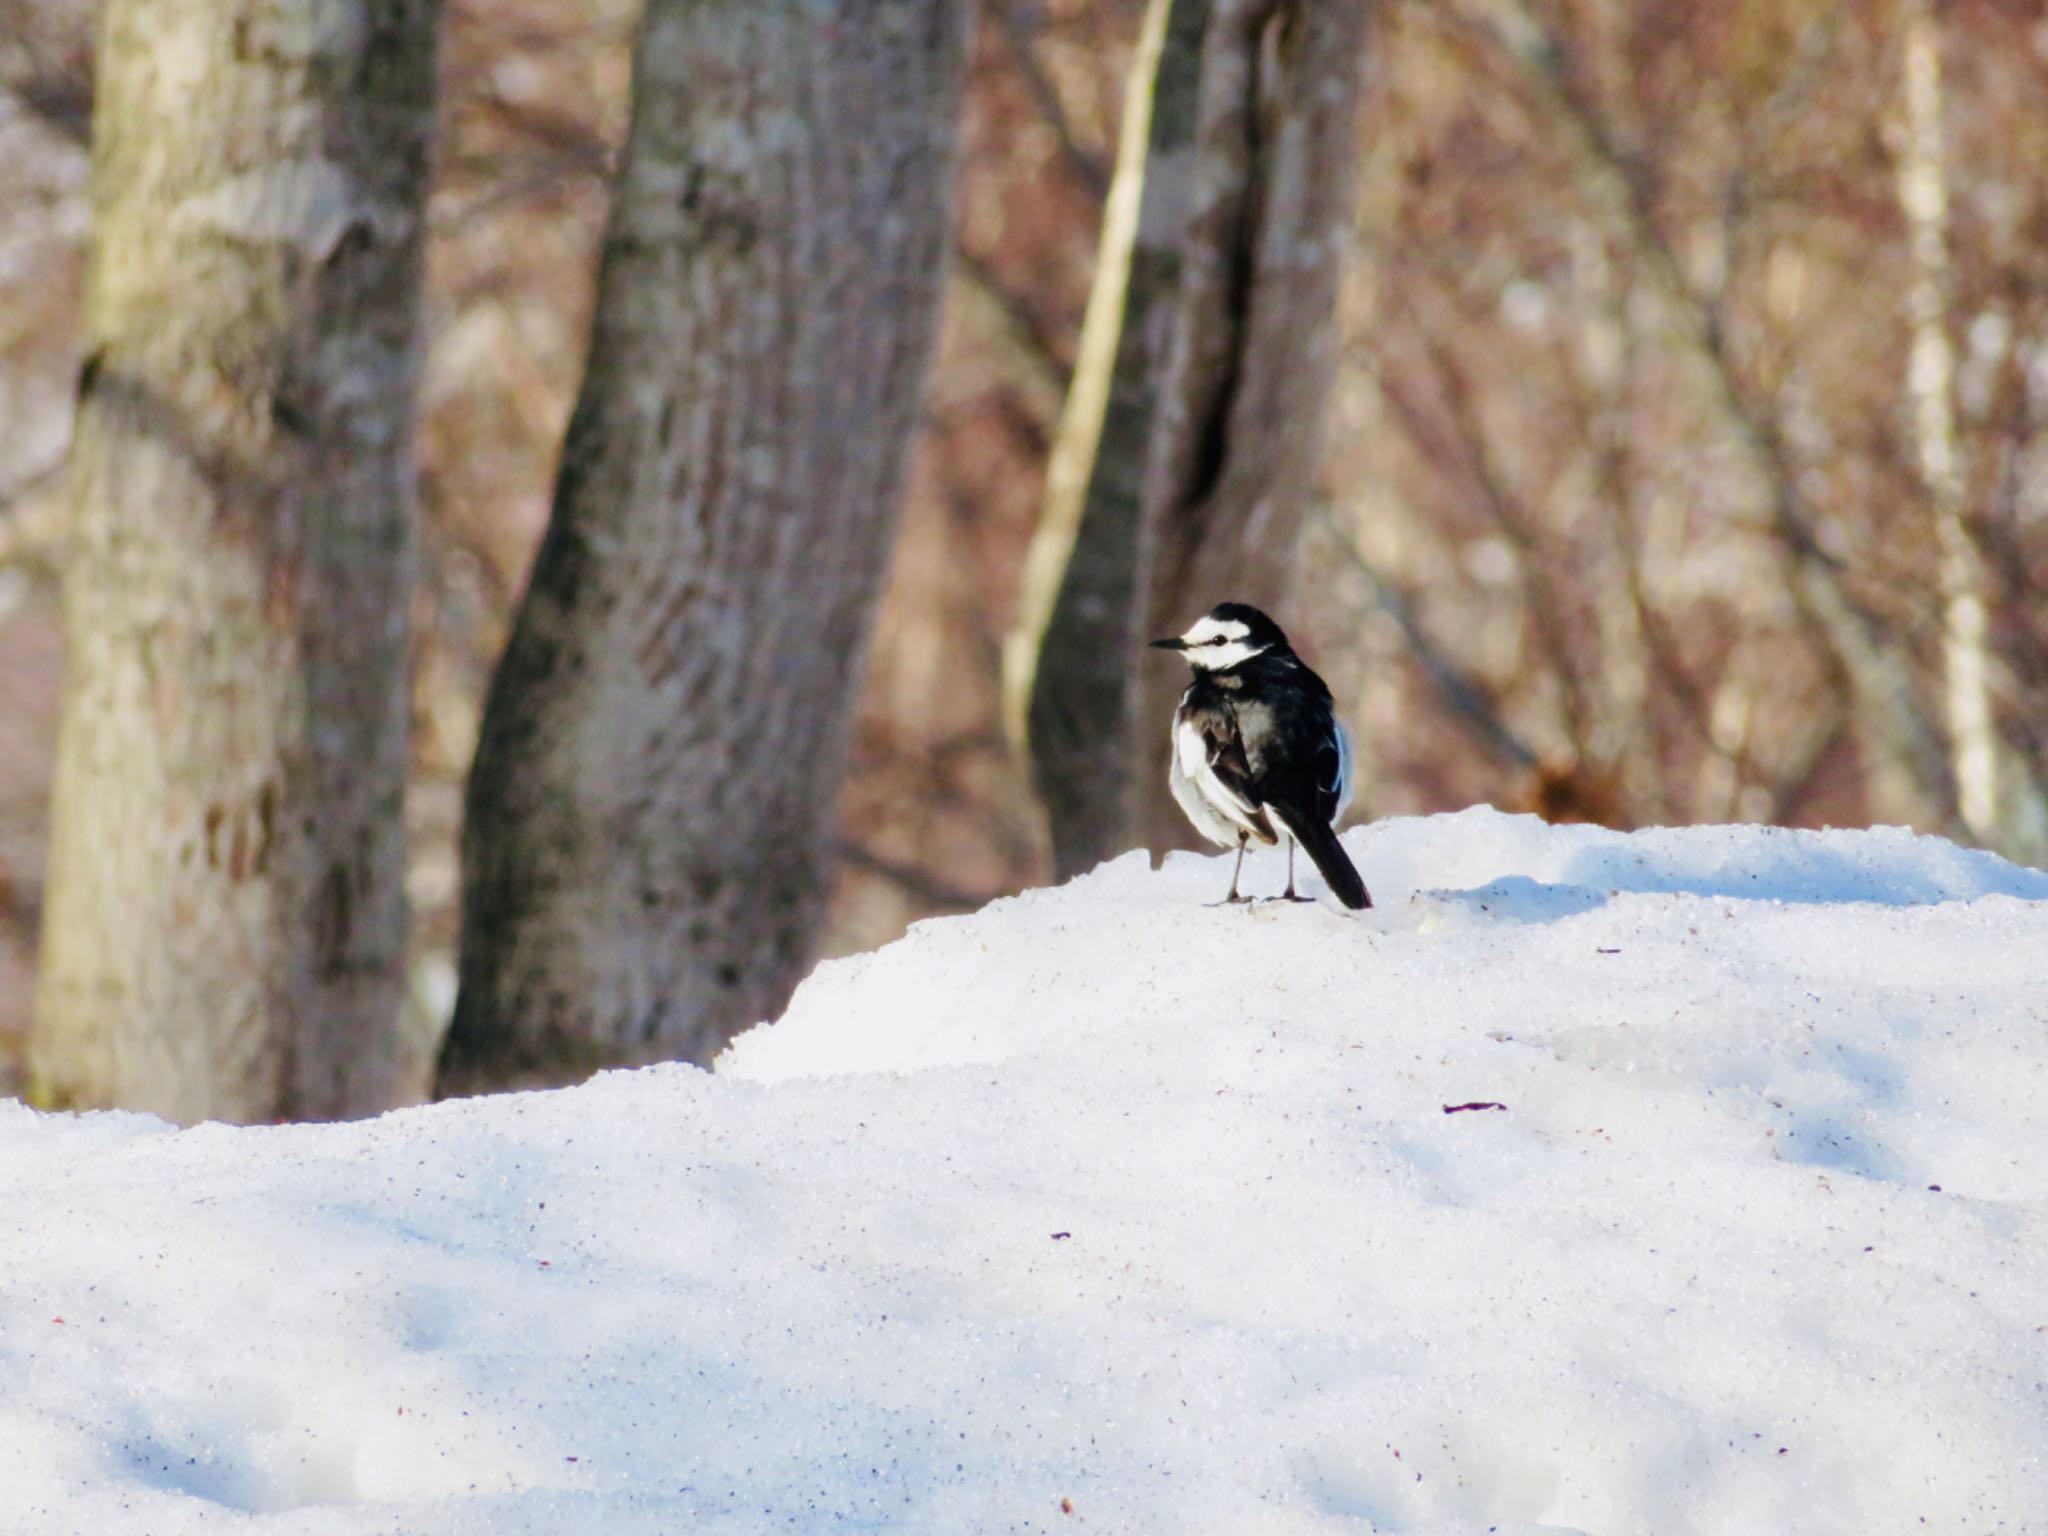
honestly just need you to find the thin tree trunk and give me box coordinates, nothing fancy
[1005,0,1205,879]
[30,0,439,1123]
[1012,0,1375,877]
[1894,0,2005,845]
[437,1,973,1096]
[1582,285,1664,824]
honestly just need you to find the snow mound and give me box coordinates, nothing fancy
[725,807,2048,1083]
[5,809,2047,1534]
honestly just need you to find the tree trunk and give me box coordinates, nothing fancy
[30,0,439,1123]
[1892,0,2047,855]
[1005,0,1207,880]
[1012,0,1375,877]
[437,0,973,1096]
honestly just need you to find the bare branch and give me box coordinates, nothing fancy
[837,842,1000,914]
[1415,0,1957,829]
[952,243,1074,393]
[993,4,1113,201]
[0,456,69,576]
[1314,503,1542,773]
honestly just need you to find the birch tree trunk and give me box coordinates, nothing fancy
[1894,0,2021,849]
[30,0,439,1124]
[1010,0,1375,876]
[436,0,972,1096]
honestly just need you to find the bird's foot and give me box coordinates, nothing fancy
[1206,893,1253,907]
[1258,889,1317,904]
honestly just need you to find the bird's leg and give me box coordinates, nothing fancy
[1207,834,1252,905]
[1278,840,1315,903]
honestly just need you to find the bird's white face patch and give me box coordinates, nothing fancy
[1177,616,1266,671]
[1180,616,1248,647]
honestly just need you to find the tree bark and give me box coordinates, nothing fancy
[1005,0,1206,880]
[30,0,439,1123]
[1012,0,1375,877]
[1892,0,2047,855]
[437,0,973,1095]
[1133,0,1377,855]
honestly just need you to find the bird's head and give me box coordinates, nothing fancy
[1149,602,1290,672]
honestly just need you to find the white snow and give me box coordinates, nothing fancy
[4,807,2047,1534]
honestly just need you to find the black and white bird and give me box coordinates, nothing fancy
[1151,602,1372,909]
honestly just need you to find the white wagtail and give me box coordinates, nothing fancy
[1150,602,1372,909]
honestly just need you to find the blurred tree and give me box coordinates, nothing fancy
[30,0,440,1121]
[1007,0,1377,878]
[1003,0,1192,881]
[436,0,975,1095]
[1475,0,1958,832]
[1337,0,2048,861]
[1893,0,2046,858]
[11,0,2048,1103]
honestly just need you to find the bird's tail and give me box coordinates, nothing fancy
[1275,811,1372,910]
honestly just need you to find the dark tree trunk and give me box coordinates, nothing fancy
[437,0,974,1096]
[1009,0,1212,882]
[1135,0,1376,854]
[31,0,440,1123]
[1010,0,1375,878]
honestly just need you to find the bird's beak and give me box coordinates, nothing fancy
[1149,637,1186,651]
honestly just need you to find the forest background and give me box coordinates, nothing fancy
[4,0,2047,1103]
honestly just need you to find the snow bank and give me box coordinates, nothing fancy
[4,809,2046,1534]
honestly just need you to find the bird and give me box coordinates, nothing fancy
[1150,601,1372,909]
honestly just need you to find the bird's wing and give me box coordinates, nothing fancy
[1311,714,1353,826]
[1250,695,1367,906]
[1181,705,1277,842]
[1203,714,1258,804]
[1233,687,1345,836]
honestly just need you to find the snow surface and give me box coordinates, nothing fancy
[5,808,2048,1535]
